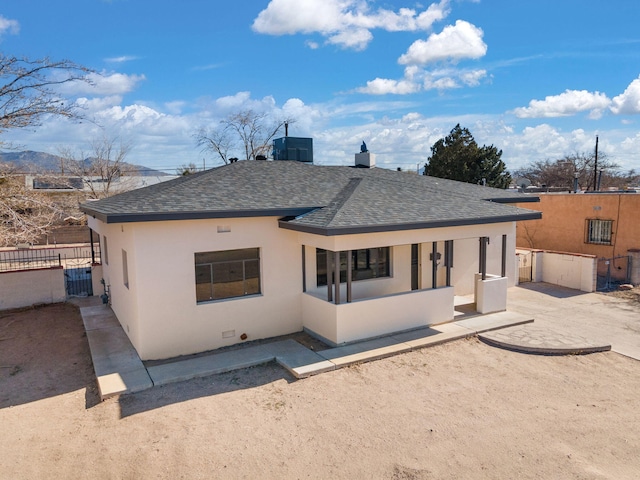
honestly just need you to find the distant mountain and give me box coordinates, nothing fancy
[0,150,170,176]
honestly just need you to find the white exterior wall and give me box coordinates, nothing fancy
[97,216,303,360]
[451,238,479,295]
[335,287,454,344]
[302,287,454,345]
[475,274,508,314]
[87,215,518,360]
[87,217,142,351]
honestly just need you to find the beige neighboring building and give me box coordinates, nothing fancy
[515,192,640,283]
[81,157,540,361]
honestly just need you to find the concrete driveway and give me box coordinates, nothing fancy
[508,283,640,360]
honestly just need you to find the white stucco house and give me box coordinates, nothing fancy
[81,153,541,361]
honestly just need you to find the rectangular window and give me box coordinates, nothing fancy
[103,236,109,265]
[586,219,613,245]
[122,249,129,289]
[195,248,261,303]
[316,247,390,287]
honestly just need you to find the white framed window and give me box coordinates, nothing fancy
[195,248,261,303]
[586,219,613,245]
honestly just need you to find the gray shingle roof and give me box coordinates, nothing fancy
[81,160,541,235]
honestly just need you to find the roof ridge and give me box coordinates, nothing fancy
[320,177,363,226]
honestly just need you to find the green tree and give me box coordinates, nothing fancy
[425,124,511,188]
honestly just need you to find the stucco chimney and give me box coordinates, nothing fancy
[355,151,376,168]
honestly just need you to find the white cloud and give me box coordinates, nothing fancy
[6,85,639,174]
[252,0,450,50]
[459,69,487,87]
[326,28,373,51]
[0,15,19,38]
[398,20,487,65]
[206,91,279,115]
[610,76,640,115]
[76,95,123,112]
[164,101,186,115]
[511,90,611,118]
[104,55,139,64]
[58,71,146,96]
[281,98,326,132]
[357,66,486,95]
[191,63,223,72]
[356,77,421,95]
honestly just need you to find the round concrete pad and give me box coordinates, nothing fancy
[479,324,611,356]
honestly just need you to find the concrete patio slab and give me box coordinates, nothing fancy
[479,323,611,355]
[508,283,640,361]
[317,337,413,367]
[271,340,335,378]
[148,345,275,387]
[455,310,534,333]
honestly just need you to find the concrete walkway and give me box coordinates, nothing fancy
[76,297,153,400]
[78,282,633,401]
[78,299,535,400]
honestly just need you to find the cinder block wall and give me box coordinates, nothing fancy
[0,267,67,310]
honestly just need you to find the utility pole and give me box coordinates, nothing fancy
[593,135,599,191]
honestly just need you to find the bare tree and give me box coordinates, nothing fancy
[512,152,621,191]
[176,162,199,175]
[195,110,292,164]
[0,55,90,244]
[0,163,61,246]
[59,135,136,199]
[0,55,91,144]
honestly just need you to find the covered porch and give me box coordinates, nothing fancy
[298,230,512,346]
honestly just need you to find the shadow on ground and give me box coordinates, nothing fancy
[118,361,295,418]
[517,282,587,298]
[0,303,100,409]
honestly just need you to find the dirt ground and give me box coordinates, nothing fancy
[2,302,640,479]
[603,284,640,304]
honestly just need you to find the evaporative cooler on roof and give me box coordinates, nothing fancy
[272,137,313,163]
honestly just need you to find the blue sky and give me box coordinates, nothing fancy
[2,0,640,174]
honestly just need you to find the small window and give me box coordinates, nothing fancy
[195,248,261,303]
[317,247,390,287]
[122,249,129,289]
[586,219,613,245]
[103,236,109,265]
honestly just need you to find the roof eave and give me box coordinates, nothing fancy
[81,207,317,224]
[278,212,543,236]
[487,196,540,204]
